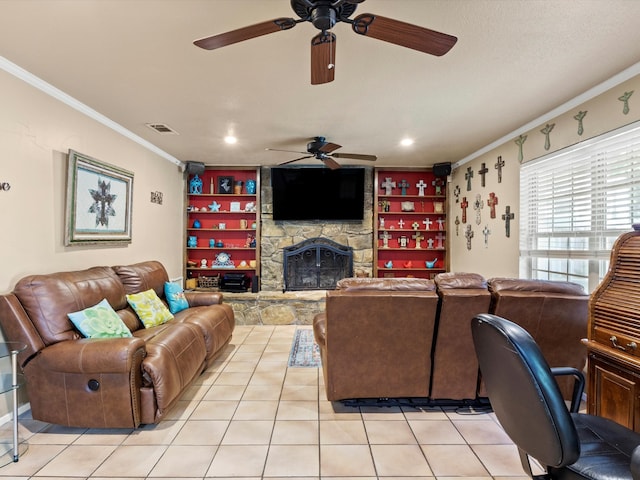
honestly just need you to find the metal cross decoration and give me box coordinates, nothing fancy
[460,197,469,224]
[495,156,505,183]
[478,162,489,187]
[455,216,461,236]
[465,224,474,250]
[541,123,555,151]
[416,179,427,196]
[482,225,491,248]
[398,179,410,195]
[487,192,498,218]
[473,194,483,225]
[454,185,461,203]
[502,205,515,238]
[515,135,527,162]
[381,177,396,195]
[435,232,445,249]
[412,231,424,248]
[379,230,392,248]
[465,167,474,191]
[423,218,433,230]
[619,91,634,115]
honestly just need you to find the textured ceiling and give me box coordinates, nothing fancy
[2,0,640,168]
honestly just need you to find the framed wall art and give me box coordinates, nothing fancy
[217,176,234,194]
[65,149,134,245]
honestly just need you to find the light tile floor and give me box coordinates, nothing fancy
[0,325,532,479]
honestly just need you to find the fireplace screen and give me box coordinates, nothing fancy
[283,237,353,291]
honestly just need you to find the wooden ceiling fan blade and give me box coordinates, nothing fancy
[332,152,377,161]
[194,18,297,50]
[319,142,342,154]
[278,155,313,166]
[311,32,336,85]
[322,157,342,170]
[352,13,457,56]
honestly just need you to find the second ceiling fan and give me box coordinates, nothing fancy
[193,0,457,85]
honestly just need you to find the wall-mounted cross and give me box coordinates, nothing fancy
[465,167,474,191]
[379,230,392,248]
[435,232,445,249]
[494,156,505,183]
[397,218,405,229]
[416,179,427,196]
[465,224,474,251]
[381,177,396,195]
[411,221,420,230]
[619,91,634,115]
[460,197,469,224]
[502,205,515,238]
[455,216,460,236]
[473,194,483,225]
[423,217,433,230]
[432,178,444,195]
[541,123,555,151]
[454,185,461,203]
[412,231,425,249]
[487,192,499,218]
[482,225,491,248]
[398,179,410,195]
[478,163,489,187]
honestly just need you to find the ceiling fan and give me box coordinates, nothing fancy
[193,0,457,85]
[266,136,377,169]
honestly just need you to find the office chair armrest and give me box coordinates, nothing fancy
[631,445,640,480]
[550,367,585,413]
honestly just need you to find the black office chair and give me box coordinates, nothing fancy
[471,313,640,480]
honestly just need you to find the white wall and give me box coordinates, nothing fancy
[449,74,640,279]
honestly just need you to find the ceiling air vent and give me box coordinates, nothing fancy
[145,123,179,135]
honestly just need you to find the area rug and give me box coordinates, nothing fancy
[288,328,321,368]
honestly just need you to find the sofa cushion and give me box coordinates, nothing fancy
[435,272,488,289]
[164,282,189,314]
[68,298,132,338]
[113,261,169,298]
[488,278,586,295]
[336,277,435,291]
[126,289,174,328]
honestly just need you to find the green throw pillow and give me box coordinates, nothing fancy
[126,289,174,328]
[164,281,189,314]
[67,298,132,338]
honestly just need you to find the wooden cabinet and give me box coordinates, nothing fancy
[584,225,640,432]
[373,168,448,279]
[185,167,260,291]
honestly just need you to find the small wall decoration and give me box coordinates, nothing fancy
[423,218,433,230]
[189,175,203,194]
[432,178,444,195]
[397,218,405,229]
[208,201,221,212]
[487,192,499,218]
[436,217,445,230]
[412,231,424,248]
[425,258,438,269]
[65,149,133,245]
[411,221,420,230]
[400,201,415,212]
[435,232,445,249]
[495,156,505,183]
[230,201,241,212]
[427,237,435,249]
[540,123,555,151]
[433,201,444,214]
[502,205,515,238]
[619,91,634,115]
[473,194,483,225]
[455,216,460,236]
[379,199,390,212]
[574,110,587,135]
[381,177,396,195]
[245,179,257,194]
[416,179,427,196]
[483,225,491,248]
[385,260,394,268]
[187,236,197,247]
[217,176,234,194]
[453,185,461,203]
[465,167,474,191]
[398,179,410,195]
[399,235,409,248]
[379,231,392,248]
[150,191,163,205]
[515,135,527,162]
[460,197,469,224]
[465,224,474,250]
[478,163,489,187]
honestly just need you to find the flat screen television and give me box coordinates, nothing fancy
[271,166,365,221]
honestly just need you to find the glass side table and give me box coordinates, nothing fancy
[0,342,26,465]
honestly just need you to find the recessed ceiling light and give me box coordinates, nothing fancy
[224,135,237,145]
[400,138,414,147]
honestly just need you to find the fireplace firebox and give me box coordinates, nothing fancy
[283,237,353,291]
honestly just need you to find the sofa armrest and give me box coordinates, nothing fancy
[185,291,223,306]
[37,337,146,374]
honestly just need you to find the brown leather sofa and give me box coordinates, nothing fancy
[431,272,492,400]
[0,260,234,428]
[488,277,589,399]
[313,277,439,401]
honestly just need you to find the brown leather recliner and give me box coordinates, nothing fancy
[431,272,492,400]
[488,277,588,400]
[0,260,235,428]
[313,277,439,401]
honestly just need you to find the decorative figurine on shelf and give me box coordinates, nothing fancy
[423,218,433,230]
[411,221,420,230]
[384,260,394,269]
[399,235,409,248]
[425,258,438,269]
[234,181,243,194]
[249,236,257,248]
[403,261,413,268]
[435,232,445,249]
[436,217,445,230]
[216,241,224,247]
[379,217,385,229]
[416,179,427,196]
[244,201,256,212]
[398,179,410,195]
[379,231,392,248]
[397,219,405,229]
[214,251,235,268]
[208,201,221,212]
[401,201,415,212]
[218,223,226,229]
[381,177,396,195]
[189,175,203,194]
[379,200,390,212]
[412,232,424,248]
[192,219,201,228]
[209,239,216,247]
[432,178,444,195]
[433,201,444,214]
[188,236,197,247]
[245,179,256,195]
[427,238,435,249]
[200,258,208,268]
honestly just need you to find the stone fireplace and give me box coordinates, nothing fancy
[283,237,353,291]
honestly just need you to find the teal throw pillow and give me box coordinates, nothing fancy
[164,281,189,314]
[68,298,132,338]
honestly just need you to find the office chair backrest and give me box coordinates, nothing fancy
[472,313,580,469]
